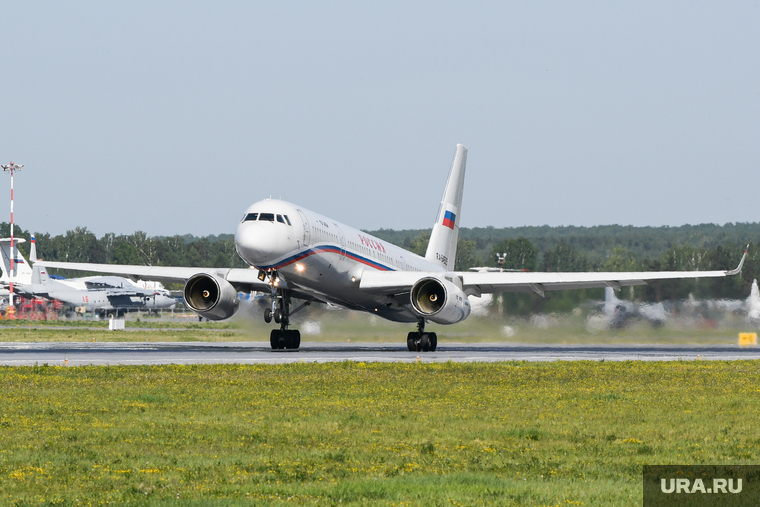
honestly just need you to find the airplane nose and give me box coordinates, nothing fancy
[235,222,290,265]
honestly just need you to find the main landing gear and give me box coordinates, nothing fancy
[407,318,437,352]
[263,283,310,350]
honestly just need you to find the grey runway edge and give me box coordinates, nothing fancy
[1,342,760,366]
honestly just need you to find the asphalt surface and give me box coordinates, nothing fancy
[1,342,759,365]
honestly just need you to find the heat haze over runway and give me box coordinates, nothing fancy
[1,342,759,366]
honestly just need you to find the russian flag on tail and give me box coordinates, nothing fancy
[442,210,456,229]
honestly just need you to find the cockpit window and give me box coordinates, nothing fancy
[242,213,258,222]
[283,215,292,226]
[276,214,286,224]
[259,213,275,222]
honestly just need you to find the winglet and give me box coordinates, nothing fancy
[726,244,749,276]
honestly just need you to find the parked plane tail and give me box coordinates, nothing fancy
[746,279,760,323]
[29,235,37,263]
[29,236,51,285]
[425,144,467,271]
[0,238,33,285]
[603,286,621,316]
[750,279,759,303]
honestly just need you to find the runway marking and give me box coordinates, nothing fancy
[1,342,759,366]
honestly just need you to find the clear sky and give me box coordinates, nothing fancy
[2,1,759,237]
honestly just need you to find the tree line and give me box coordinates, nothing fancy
[0,223,246,283]
[371,222,760,268]
[0,222,755,312]
[387,230,754,314]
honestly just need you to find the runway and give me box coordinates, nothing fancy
[1,342,759,365]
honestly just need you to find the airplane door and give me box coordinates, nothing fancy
[297,210,310,247]
[399,256,408,271]
[334,223,346,260]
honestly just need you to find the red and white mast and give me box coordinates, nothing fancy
[2,162,23,317]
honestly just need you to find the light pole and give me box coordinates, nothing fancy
[1,162,23,317]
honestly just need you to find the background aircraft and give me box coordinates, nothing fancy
[0,237,176,316]
[37,145,747,351]
[585,287,669,331]
[677,279,760,326]
[584,280,760,331]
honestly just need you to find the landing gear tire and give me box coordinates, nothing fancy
[420,333,431,351]
[407,319,437,352]
[407,332,417,352]
[426,332,437,352]
[406,329,438,352]
[285,330,301,349]
[270,329,301,350]
[273,309,282,324]
[270,329,284,349]
[264,308,273,323]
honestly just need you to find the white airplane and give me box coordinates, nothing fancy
[585,287,669,332]
[36,145,747,351]
[0,237,176,315]
[679,278,760,324]
[0,237,34,291]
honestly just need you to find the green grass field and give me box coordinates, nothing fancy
[0,327,244,343]
[0,309,752,345]
[1,361,758,505]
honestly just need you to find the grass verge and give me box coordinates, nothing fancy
[0,361,758,505]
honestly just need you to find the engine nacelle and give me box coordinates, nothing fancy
[410,276,471,325]
[183,273,240,321]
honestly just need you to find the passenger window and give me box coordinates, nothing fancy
[277,215,286,224]
[259,213,275,222]
[243,213,258,222]
[283,215,292,226]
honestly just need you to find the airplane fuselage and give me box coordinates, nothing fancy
[234,199,447,322]
[16,279,177,313]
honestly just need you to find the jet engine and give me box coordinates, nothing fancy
[410,276,471,325]
[183,273,240,321]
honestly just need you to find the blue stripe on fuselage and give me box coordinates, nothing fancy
[255,245,394,272]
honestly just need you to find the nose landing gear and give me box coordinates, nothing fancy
[262,279,310,350]
[407,318,437,352]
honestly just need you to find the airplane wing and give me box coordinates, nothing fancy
[360,248,747,297]
[34,261,273,293]
[38,247,747,302]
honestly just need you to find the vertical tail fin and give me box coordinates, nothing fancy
[748,279,760,305]
[747,279,760,322]
[28,236,50,284]
[30,235,37,263]
[0,238,33,285]
[603,287,621,316]
[31,264,49,285]
[425,144,467,271]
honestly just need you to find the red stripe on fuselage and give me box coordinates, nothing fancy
[260,246,392,272]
